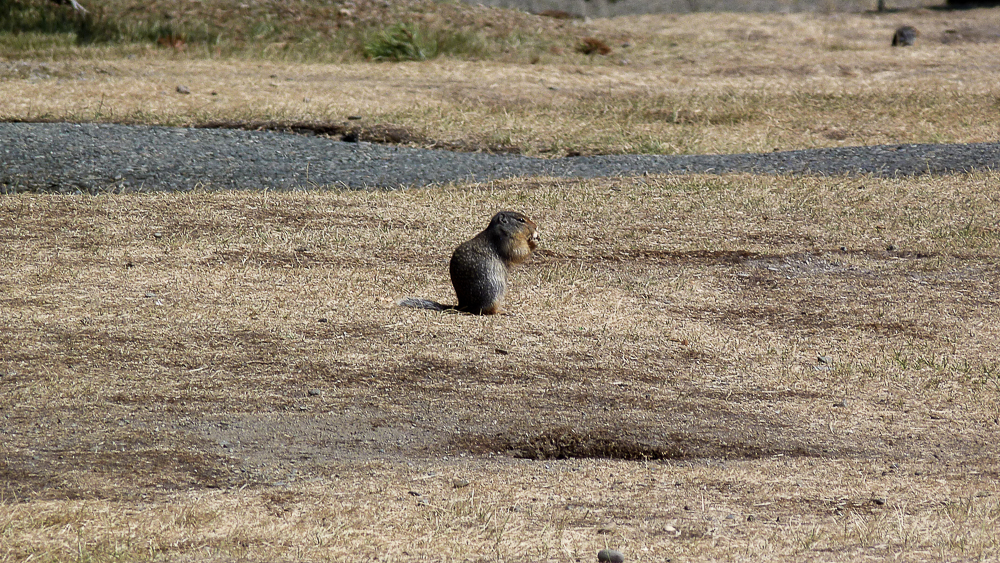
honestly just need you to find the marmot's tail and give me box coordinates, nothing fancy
[397,297,456,311]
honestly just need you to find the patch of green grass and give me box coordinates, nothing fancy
[0,0,221,46]
[0,29,74,51]
[0,0,83,36]
[0,0,561,63]
[361,23,492,61]
[363,23,431,61]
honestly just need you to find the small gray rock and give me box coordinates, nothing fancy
[307,388,322,396]
[176,85,191,94]
[598,549,625,563]
[892,26,917,47]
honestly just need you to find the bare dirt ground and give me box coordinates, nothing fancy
[2,174,999,561]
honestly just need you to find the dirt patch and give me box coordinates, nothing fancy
[197,120,523,154]
[466,422,848,462]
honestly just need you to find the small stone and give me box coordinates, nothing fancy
[892,25,917,47]
[308,388,322,396]
[153,232,163,239]
[452,478,470,488]
[176,85,190,94]
[598,549,625,563]
[597,523,617,535]
[817,355,832,364]
[872,497,886,506]
[833,399,848,408]
[347,115,363,120]
[144,291,156,298]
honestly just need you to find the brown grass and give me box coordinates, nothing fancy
[4,8,1000,155]
[2,174,999,561]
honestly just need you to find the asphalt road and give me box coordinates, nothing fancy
[2,122,998,193]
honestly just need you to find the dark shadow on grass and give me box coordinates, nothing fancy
[457,426,845,461]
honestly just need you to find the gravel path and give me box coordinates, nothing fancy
[2,122,998,193]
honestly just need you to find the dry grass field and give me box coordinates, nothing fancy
[3,1,1000,562]
[2,6,1000,155]
[2,174,999,561]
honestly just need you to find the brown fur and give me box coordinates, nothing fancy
[398,211,539,315]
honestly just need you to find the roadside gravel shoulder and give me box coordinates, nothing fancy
[2,122,998,193]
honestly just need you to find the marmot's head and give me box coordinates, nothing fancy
[491,211,539,250]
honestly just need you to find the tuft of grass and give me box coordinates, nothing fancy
[363,23,431,61]
[362,23,495,61]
